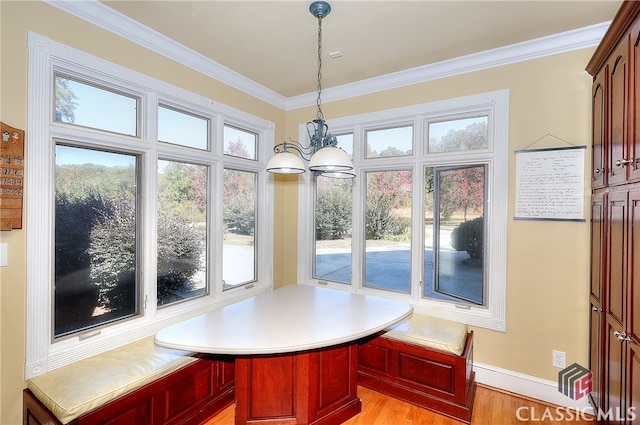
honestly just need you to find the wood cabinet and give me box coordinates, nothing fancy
[587,2,640,423]
[589,2,640,189]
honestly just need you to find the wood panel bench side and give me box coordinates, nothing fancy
[357,331,476,424]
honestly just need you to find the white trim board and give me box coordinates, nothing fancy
[474,362,594,412]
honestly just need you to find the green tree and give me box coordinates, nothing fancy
[431,121,487,153]
[158,162,205,221]
[366,171,411,240]
[225,138,251,158]
[55,77,78,122]
[223,170,255,235]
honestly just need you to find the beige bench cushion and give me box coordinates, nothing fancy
[27,336,197,424]
[383,314,468,356]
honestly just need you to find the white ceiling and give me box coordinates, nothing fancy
[99,1,621,98]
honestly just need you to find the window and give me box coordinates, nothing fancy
[26,33,273,377]
[54,74,138,136]
[364,169,412,293]
[224,125,257,160]
[425,164,485,305]
[158,106,209,150]
[157,160,208,306]
[314,175,353,283]
[303,90,509,331]
[223,168,257,288]
[54,145,139,337]
[365,125,413,158]
[314,133,354,284]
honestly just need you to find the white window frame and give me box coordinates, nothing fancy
[25,32,274,378]
[298,89,509,332]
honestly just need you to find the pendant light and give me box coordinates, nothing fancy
[266,1,355,179]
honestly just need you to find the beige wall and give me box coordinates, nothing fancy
[1,2,593,424]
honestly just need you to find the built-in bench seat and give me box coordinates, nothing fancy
[23,336,235,425]
[357,314,476,423]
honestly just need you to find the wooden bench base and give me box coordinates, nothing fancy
[24,355,235,425]
[357,331,476,423]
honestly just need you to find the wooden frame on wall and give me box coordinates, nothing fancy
[0,121,24,230]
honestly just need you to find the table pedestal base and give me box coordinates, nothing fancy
[235,342,361,425]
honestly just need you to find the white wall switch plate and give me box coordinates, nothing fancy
[0,243,8,267]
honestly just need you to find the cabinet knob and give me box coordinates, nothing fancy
[592,306,602,312]
[615,158,634,166]
[595,168,601,174]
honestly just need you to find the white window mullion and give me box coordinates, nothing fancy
[212,159,225,299]
[411,162,424,305]
[350,169,365,292]
[141,91,158,318]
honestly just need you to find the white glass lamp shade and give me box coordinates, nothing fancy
[308,146,353,172]
[266,151,305,174]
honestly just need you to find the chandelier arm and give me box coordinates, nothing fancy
[272,140,315,161]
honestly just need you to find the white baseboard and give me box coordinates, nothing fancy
[474,362,594,413]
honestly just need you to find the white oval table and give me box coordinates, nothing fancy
[155,284,413,425]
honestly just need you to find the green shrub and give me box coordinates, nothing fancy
[88,198,205,309]
[316,184,352,240]
[366,192,410,240]
[156,213,205,305]
[451,216,484,260]
[55,193,108,279]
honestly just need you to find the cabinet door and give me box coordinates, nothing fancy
[608,191,628,328]
[590,298,604,411]
[628,21,640,182]
[629,189,640,346]
[593,71,607,188]
[592,193,607,302]
[605,317,626,418]
[609,37,630,186]
[627,339,640,424]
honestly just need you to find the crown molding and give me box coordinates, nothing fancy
[45,0,609,112]
[44,0,288,109]
[289,22,610,110]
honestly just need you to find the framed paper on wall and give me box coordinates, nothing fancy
[514,145,586,222]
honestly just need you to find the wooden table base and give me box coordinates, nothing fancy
[234,342,361,425]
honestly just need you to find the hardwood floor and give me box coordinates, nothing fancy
[204,384,596,425]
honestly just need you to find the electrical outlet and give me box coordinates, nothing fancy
[552,350,567,368]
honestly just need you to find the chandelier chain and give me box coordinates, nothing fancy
[316,16,324,121]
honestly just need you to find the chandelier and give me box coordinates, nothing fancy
[266,1,355,179]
